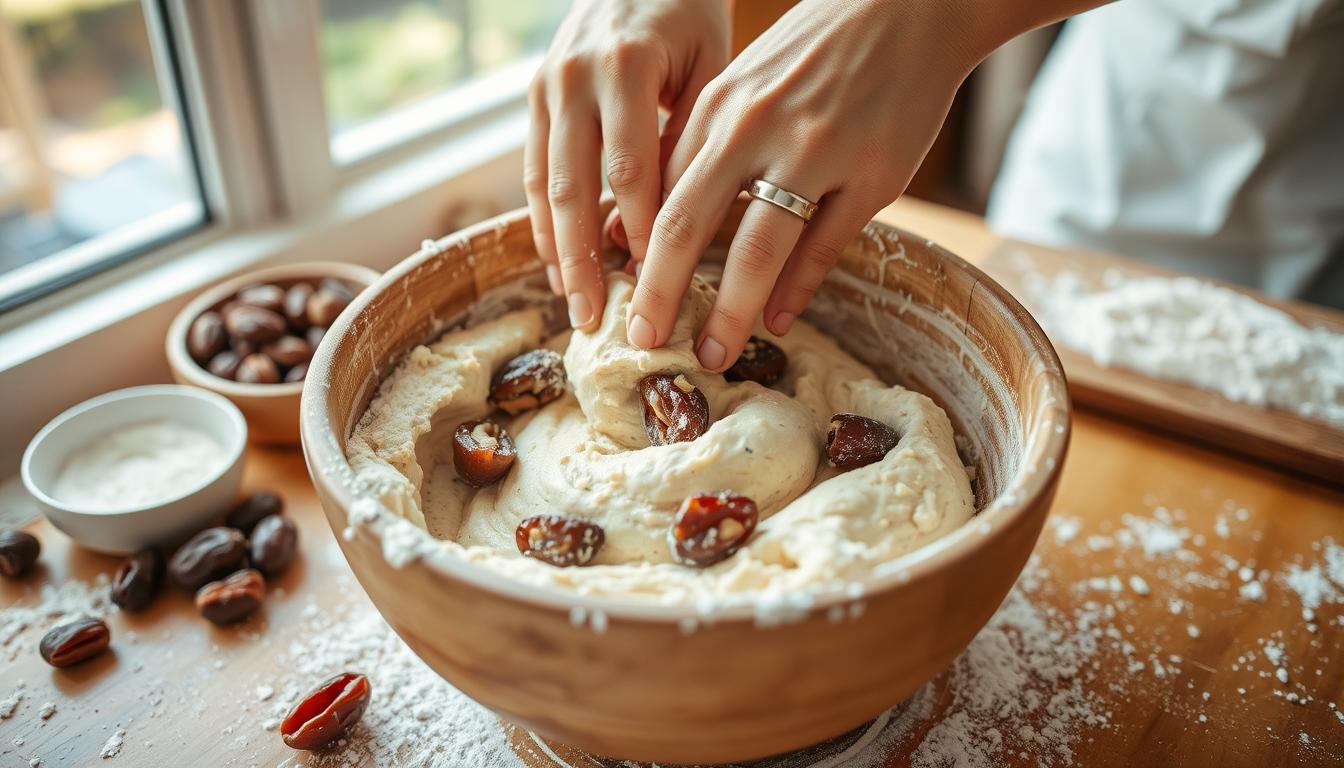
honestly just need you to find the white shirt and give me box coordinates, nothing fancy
[988,0,1344,304]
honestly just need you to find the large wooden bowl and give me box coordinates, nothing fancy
[300,201,1070,763]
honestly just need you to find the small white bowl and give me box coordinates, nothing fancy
[21,385,247,555]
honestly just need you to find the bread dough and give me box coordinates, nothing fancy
[347,273,974,606]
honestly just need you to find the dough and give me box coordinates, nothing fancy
[347,273,974,606]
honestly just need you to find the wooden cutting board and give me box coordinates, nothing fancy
[980,239,1344,487]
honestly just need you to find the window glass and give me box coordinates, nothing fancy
[0,0,205,309]
[320,0,569,143]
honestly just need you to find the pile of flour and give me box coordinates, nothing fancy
[1023,269,1344,426]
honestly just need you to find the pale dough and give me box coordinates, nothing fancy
[346,273,974,605]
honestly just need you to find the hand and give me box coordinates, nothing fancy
[525,0,730,331]
[625,0,981,371]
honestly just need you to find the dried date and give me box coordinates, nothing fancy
[826,414,899,471]
[639,373,709,445]
[249,515,298,577]
[515,515,604,567]
[168,527,249,590]
[669,492,758,567]
[227,491,285,534]
[110,549,164,611]
[224,304,286,344]
[452,420,516,486]
[206,350,242,380]
[39,618,110,668]
[0,529,40,578]
[725,336,788,385]
[489,349,566,415]
[195,568,265,625]
[187,311,227,364]
[281,672,371,751]
[237,283,286,314]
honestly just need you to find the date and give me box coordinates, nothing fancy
[826,414,899,471]
[639,373,709,445]
[39,618,110,668]
[489,349,566,415]
[168,527,249,590]
[195,568,265,625]
[515,515,605,567]
[669,492,758,567]
[249,515,298,577]
[0,529,40,578]
[110,549,164,611]
[281,672,372,750]
[227,490,285,534]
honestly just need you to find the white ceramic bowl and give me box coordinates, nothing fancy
[21,385,247,555]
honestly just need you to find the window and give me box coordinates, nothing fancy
[319,0,569,162]
[0,0,206,311]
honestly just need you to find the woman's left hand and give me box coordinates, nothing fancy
[622,0,982,372]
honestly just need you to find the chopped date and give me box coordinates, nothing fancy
[452,420,516,486]
[725,336,788,385]
[515,515,604,567]
[489,349,566,415]
[639,373,709,445]
[826,414,899,471]
[669,492,758,567]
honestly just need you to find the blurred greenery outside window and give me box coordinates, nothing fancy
[0,0,203,307]
[320,0,569,157]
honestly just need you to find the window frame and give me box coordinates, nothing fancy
[0,0,540,476]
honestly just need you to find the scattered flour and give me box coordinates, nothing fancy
[1,574,111,661]
[99,728,125,759]
[6,500,1339,767]
[1024,270,1344,425]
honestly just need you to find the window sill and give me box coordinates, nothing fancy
[0,107,530,476]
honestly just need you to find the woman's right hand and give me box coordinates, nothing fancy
[525,0,730,331]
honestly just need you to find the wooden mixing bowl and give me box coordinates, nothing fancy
[300,201,1070,763]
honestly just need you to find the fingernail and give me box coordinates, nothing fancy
[697,336,726,371]
[770,311,796,335]
[568,292,593,328]
[628,313,656,348]
[546,265,562,295]
[633,260,644,280]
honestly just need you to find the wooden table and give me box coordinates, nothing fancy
[2,199,1341,767]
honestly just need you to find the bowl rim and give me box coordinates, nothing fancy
[20,384,248,517]
[301,208,1072,624]
[166,260,383,398]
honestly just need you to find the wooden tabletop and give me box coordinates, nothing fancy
[2,198,1341,767]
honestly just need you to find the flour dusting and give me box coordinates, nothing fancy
[1024,269,1344,425]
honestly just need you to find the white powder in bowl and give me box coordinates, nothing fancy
[50,420,228,511]
[1025,270,1344,426]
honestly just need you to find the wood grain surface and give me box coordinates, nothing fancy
[979,239,1344,487]
[1,199,1341,767]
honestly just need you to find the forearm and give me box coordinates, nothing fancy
[949,0,1114,67]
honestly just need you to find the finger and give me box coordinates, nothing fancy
[626,148,741,350]
[523,80,562,296]
[604,208,629,252]
[598,74,660,263]
[659,52,720,177]
[762,190,874,335]
[548,112,606,330]
[696,195,808,371]
[624,53,721,277]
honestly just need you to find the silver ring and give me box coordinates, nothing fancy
[746,179,818,222]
